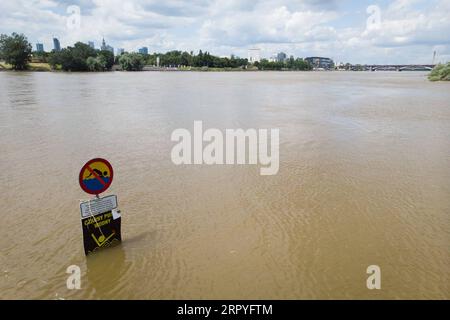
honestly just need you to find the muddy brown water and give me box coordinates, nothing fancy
[0,71,449,299]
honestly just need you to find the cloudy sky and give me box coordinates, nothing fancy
[1,0,449,64]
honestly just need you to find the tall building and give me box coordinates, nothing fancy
[276,52,287,62]
[88,41,95,49]
[101,38,114,54]
[101,38,107,51]
[305,57,334,70]
[138,47,148,55]
[248,48,261,63]
[53,38,61,52]
[36,43,44,52]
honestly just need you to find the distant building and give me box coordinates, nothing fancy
[53,38,61,52]
[248,48,261,63]
[101,38,107,51]
[101,38,114,54]
[305,57,334,70]
[88,41,95,49]
[336,62,347,71]
[117,48,124,55]
[138,47,148,55]
[276,52,287,62]
[36,43,44,52]
[268,55,277,62]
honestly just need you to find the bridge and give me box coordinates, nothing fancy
[356,65,435,71]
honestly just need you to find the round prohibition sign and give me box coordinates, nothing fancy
[79,158,114,195]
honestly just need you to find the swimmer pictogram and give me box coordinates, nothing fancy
[79,158,114,195]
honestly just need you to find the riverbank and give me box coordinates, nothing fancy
[0,61,52,71]
[1,61,448,78]
[0,62,260,72]
[428,63,450,81]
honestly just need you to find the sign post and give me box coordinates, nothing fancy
[79,158,122,255]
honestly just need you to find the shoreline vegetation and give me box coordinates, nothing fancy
[0,32,448,80]
[428,63,450,81]
[0,32,311,73]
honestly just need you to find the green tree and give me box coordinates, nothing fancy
[255,58,311,71]
[48,50,63,69]
[429,63,450,81]
[0,33,32,70]
[119,53,145,71]
[31,51,49,63]
[86,56,104,71]
[48,42,101,71]
[114,50,126,65]
[180,51,192,66]
[141,50,247,69]
[98,50,114,70]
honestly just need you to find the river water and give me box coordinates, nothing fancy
[0,71,449,299]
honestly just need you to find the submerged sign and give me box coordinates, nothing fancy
[78,158,121,255]
[80,195,117,218]
[81,206,121,255]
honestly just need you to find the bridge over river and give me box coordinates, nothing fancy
[359,65,435,71]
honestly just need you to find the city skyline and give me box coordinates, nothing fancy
[1,0,449,64]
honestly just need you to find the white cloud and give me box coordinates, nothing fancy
[0,0,449,63]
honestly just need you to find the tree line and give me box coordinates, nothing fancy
[255,57,312,71]
[145,50,249,68]
[136,51,311,70]
[1,32,312,71]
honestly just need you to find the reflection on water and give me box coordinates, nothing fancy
[0,71,449,299]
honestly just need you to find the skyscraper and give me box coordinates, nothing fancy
[36,43,44,52]
[101,38,114,54]
[101,38,107,51]
[138,47,148,55]
[53,38,61,51]
[276,52,287,62]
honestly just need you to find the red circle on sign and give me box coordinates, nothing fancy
[79,158,114,195]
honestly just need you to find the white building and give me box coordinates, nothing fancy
[268,55,277,62]
[248,48,261,63]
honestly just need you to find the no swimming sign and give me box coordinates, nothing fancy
[79,158,122,256]
[79,158,114,195]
